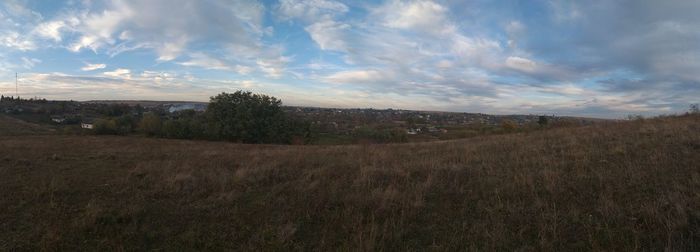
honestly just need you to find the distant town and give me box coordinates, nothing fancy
[0,95,607,144]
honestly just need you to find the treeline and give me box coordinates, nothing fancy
[83,91,414,145]
[0,95,48,103]
[94,91,312,144]
[352,126,408,143]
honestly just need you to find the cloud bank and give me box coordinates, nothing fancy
[0,0,698,118]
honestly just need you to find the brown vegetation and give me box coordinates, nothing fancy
[0,115,55,136]
[1,115,699,250]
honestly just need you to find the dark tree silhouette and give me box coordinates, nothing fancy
[206,91,310,144]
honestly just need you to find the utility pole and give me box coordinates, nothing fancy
[15,72,18,98]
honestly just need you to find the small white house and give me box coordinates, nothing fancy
[81,123,94,129]
[51,117,65,124]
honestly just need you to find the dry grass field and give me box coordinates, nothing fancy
[1,115,699,250]
[0,115,55,136]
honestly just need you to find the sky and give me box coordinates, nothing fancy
[0,0,699,118]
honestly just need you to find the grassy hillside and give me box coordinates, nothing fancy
[0,115,55,136]
[1,115,699,251]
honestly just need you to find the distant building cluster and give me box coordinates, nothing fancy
[283,106,596,137]
[1,97,602,139]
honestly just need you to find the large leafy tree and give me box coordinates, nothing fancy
[139,112,162,136]
[206,91,302,143]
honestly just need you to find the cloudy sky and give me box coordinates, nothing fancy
[0,0,698,118]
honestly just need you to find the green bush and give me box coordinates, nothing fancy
[94,119,118,135]
[500,119,518,132]
[689,104,699,114]
[352,126,407,143]
[538,116,548,127]
[139,113,162,136]
[206,91,311,144]
[115,115,135,135]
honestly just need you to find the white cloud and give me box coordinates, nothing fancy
[20,57,40,69]
[505,56,537,72]
[276,0,350,53]
[437,60,453,68]
[66,0,266,62]
[305,17,350,51]
[505,21,525,36]
[549,0,581,22]
[81,63,106,71]
[17,0,293,77]
[450,35,502,65]
[178,53,255,75]
[34,20,70,42]
[155,37,189,61]
[1,0,42,20]
[234,65,255,75]
[178,53,230,71]
[70,4,132,52]
[257,56,290,78]
[278,0,507,101]
[0,31,36,51]
[277,0,348,21]
[140,71,176,82]
[0,72,285,102]
[505,20,525,48]
[379,0,453,35]
[503,56,574,81]
[103,68,131,79]
[323,69,387,84]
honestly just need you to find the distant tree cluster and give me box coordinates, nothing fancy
[689,104,699,114]
[500,119,518,132]
[352,126,407,143]
[158,110,207,139]
[125,91,312,144]
[97,104,132,117]
[538,116,548,127]
[205,91,307,143]
[0,95,49,104]
[94,115,136,135]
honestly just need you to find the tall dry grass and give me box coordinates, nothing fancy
[1,115,699,250]
[0,115,55,136]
